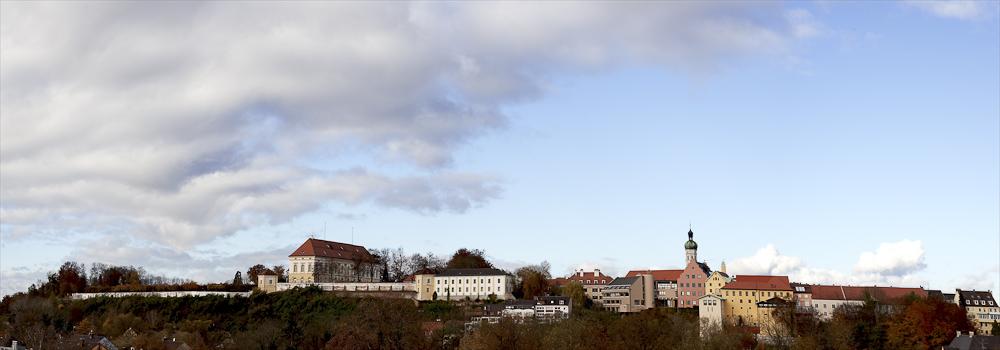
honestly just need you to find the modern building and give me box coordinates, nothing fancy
[956,289,1000,335]
[626,269,682,307]
[288,238,381,284]
[534,296,573,320]
[602,275,655,313]
[433,268,513,301]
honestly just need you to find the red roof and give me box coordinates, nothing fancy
[626,269,683,281]
[809,285,927,300]
[562,271,613,285]
[722,275,792,291]
[289,238,374,262]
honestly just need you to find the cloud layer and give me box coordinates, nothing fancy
[729,240,929,287]
[1,2,811,295]
[1,2,802,251]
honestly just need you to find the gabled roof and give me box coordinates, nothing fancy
[548,277,570,287]
[436,268,510,277]
[289,238,375,262]
[563,270,613,285]
[956,289,997,304]
[722,275,792,291]
[626,269,683,281]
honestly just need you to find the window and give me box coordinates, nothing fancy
[293,265,298,272]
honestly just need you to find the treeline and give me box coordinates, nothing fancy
[22,261,253,299]
[0,285,985,350]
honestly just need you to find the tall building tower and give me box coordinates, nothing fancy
[685,228,698,263]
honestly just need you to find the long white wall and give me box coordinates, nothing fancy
[70,291,252,300]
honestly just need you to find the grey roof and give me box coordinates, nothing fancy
[956,289,997,304]
[606,276,640,287]
[944,334,1000,350]
[436,268,510,277]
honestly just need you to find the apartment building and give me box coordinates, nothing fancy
[956,289,1000,335]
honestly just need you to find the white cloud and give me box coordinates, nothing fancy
[955,266,1000,292]
[729,240,930,288]
[907,1,995,21]
[728,244,805,275]
[0,2,810,294]
[0,267,49,297]
[853,239,927,276]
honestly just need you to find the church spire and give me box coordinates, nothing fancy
[684,227,698,263]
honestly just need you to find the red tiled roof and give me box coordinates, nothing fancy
[289,238,374,262]
[548,277,570,287]
[563,271,613,285]
[722,275,792,291]
[808,285,927,300]
[626,269,683,281]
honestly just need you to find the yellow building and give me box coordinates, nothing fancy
[704,263,732,296]
[956,289,1000,335]
[256,269,278,293]
[718,275,793,327]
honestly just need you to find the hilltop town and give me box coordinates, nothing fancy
[2,229,997,350]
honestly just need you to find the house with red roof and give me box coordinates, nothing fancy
[287,237,381,284]
[810,284,927,319]
[718,275,794,326]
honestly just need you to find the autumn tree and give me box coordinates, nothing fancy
[326,297,425,350]
[459,318,544,350]
[513,261,551,300]
[885,295,973,350]
[247,264,269,285]
[9,296,58,350]
[271,265,287,283]
[75,318,95,334]
[445,248,492,270]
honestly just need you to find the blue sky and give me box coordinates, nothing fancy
[1,1,997,297]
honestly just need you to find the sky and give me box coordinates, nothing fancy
[1,1,998,298]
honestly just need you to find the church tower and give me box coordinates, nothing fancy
[684,228,698,263]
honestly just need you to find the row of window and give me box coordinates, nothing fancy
[724,290,789,298]
[437,278,501,285]
[436,286,501,293]
[966,300,995,306]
